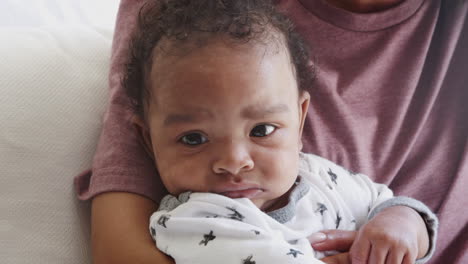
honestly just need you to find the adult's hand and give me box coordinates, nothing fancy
[309,230,357,264]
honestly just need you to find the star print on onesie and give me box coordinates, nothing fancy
[158,214,170,228]
[328,168,338,185]
[199,230,216,246]
[242,255,255,264]
[315,203,327,215]
[226,207,245,221]
[287,248,303,258]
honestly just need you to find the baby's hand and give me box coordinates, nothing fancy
[349,206,429,264]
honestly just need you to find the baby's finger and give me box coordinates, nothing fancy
[368,244,389,264]
[385,249,404,264]
[402,251,417,264]
[349,238,371,264]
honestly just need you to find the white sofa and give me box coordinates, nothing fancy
[0,2,118,263]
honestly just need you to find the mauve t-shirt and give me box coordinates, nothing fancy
[74,0,468,263]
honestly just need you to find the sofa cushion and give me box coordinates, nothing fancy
[0,25,112,263]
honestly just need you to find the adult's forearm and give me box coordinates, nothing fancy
[91,192,174,264]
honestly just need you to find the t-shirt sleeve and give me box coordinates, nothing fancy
[73,0,166,203]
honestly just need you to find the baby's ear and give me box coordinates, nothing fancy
[298,90,310,150]
[131,115,155,160]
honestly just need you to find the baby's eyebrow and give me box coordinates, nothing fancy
[163,104,289,126]
[241,103,290,119]
[163,114,195,126]
[163,108,213,126]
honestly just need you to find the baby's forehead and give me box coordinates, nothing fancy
[145,38,298,113]
[150,40,290,95]
[149,37,293,87]
[152,30,289,66]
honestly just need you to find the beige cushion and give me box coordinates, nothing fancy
[0,26,112,263]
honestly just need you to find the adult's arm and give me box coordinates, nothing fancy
[87,0,175,262]
[92,192,174,264]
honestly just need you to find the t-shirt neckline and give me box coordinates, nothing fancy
[298,0,426,31]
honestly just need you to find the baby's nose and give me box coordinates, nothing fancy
[212,141,254,175]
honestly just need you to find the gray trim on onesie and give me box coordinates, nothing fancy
[266,177,310,224]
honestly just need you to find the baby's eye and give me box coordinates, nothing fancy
[179,133,208,146]
[250,124,276,137]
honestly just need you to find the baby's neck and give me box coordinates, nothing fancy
[261,179,299,213]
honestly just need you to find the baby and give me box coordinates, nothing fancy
[123,0,437,263]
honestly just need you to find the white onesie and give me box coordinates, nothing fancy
[150,153,437,264]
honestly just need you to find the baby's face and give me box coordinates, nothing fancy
[140,38,309,211]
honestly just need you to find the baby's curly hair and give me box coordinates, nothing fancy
[123,0,314,118]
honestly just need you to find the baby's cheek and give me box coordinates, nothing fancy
[267,150,299,183]
[158,161,188,193]
[164,160,208,194]
[264,129,295,148]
